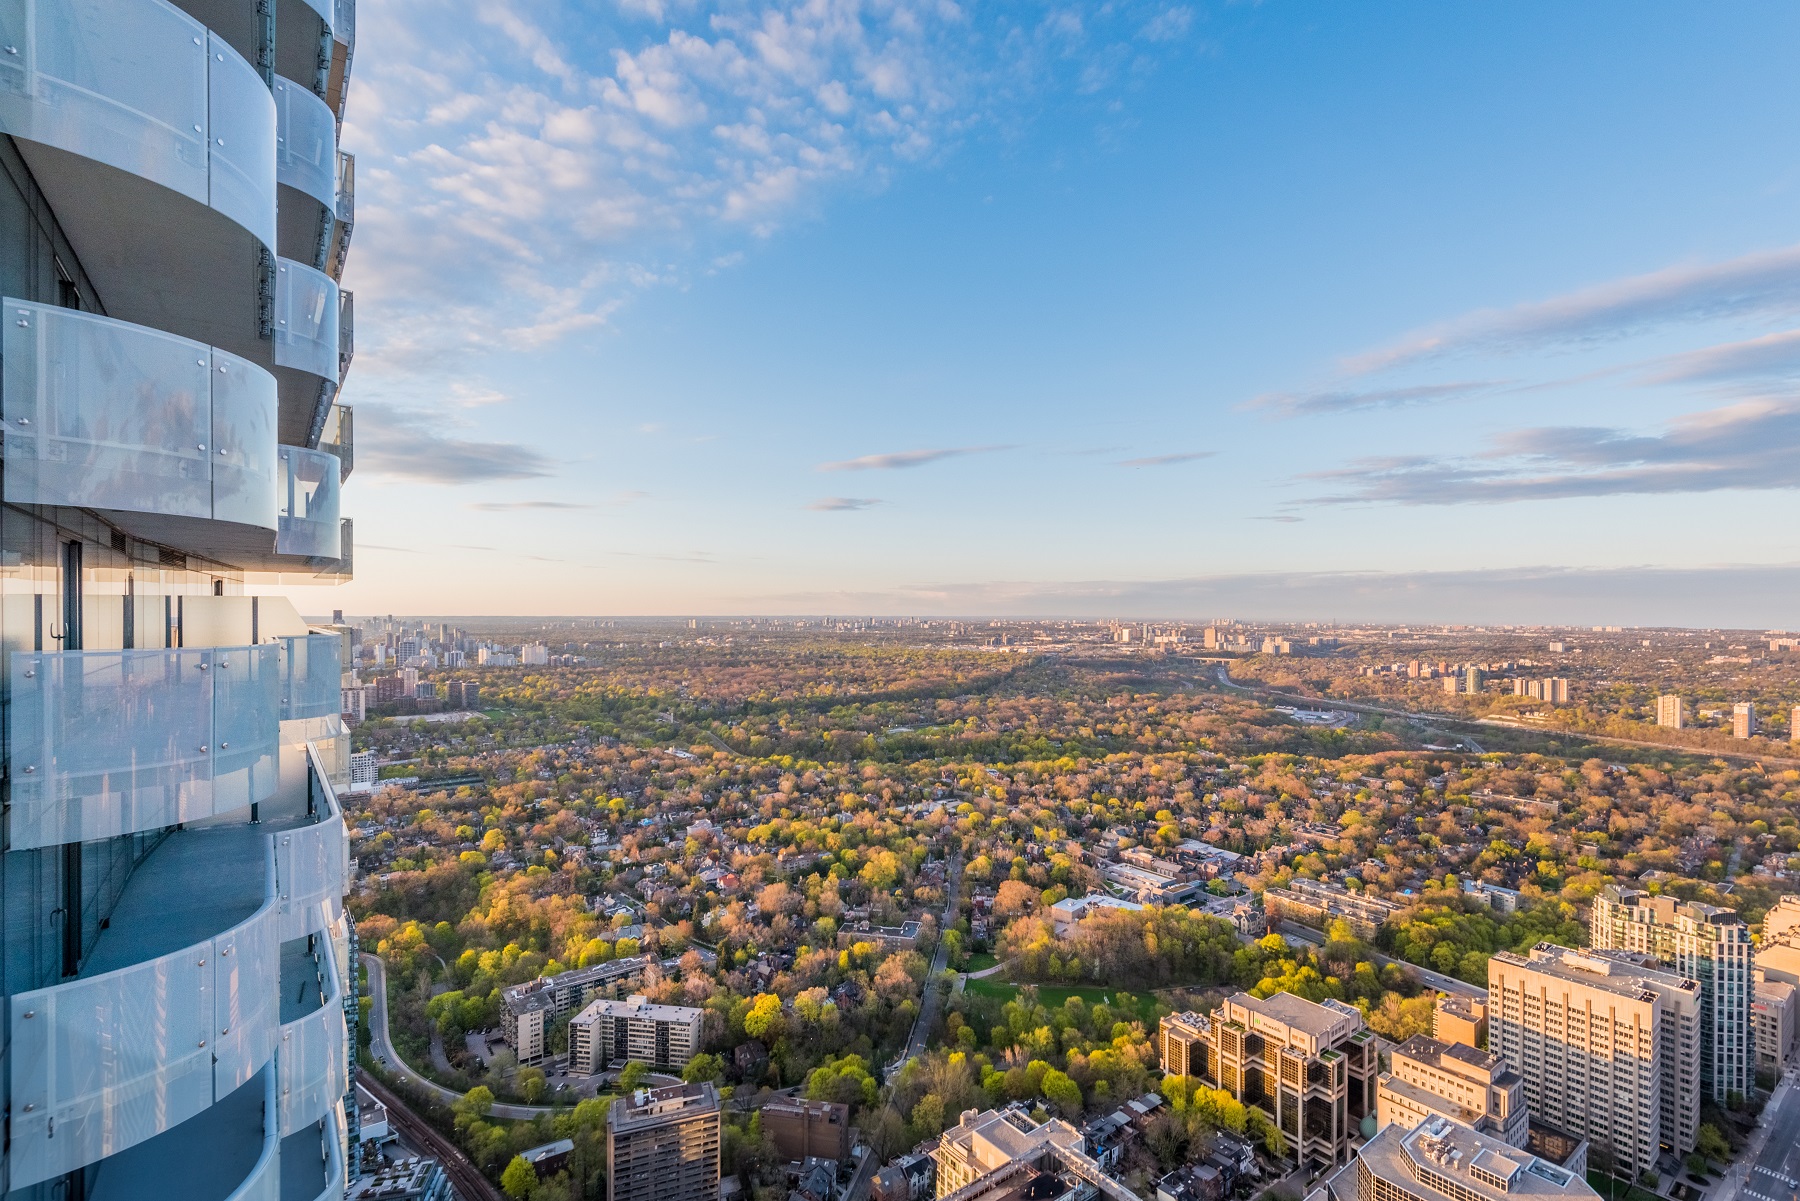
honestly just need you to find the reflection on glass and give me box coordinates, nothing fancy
[277,447,342,559]
[274,77,336,209]
[207,32,276,248]
[273,259,340,382]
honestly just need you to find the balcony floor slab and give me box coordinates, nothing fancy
[90,1065,270,1201]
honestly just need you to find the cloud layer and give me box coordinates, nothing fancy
[817,444,1013,471]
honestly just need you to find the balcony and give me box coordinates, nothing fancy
[327,152,355,280]
[340,290,356,382]
[274,78,337,263]
[88,1065,279,1201]
[274,258,340,390]
[8,643,283,849]
[281,634,345,723]
[0,0,276,362]
[276,446,342,560]
[8,746,352,1189]
[319,402,354,480]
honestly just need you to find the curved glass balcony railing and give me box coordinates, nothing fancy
[276,446,342,559]
[223,1070,281,1201]
[7,844,281,1189]
[274,77,336,212]
[3,300,280,531]
[273,259,340,385]
[273,743,349,940]
[277,941,348,1136]
[0,0,276,250]
[328,152,355,278]
[281,634,344,722]
[319,402,353,480]
[8,643,281,850]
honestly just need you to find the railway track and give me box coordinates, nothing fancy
[359,1071,505,1201]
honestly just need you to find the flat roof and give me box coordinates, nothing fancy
[1228,990,1354,1039]
[1360,1116,1598,1201]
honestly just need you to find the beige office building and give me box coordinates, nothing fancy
[1764,895,1800,947]
[1590,886,1752,1104]
[1354,1115,1600,1201]
[1752,972,1796,1075]
[1376,1035,1529,1148]
[1489,945,1699,1178]
[608,1083,722,1201]
[1158,992,1377,1168]
[570,995,704,1074]
[932,1107,1084,1197]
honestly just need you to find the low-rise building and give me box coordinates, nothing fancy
[1752,971,1797,1075]
[764,1097,853,1164]
[1050,895,1145,936]
[570,995,705,1074]
[1262,879,1399,941]
[871,1151,936,1201]
[1431,996,1486,1049]
[348,1157,455,1201]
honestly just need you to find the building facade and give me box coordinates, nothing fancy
[502,956,651,1064]
[1488,945,1699,1178]
[1375,1035,1529,1149]
[762,1097,853,1163]
[568,994,704,1074]
[608,1083,723,1201]
[1353,1115,1599,1201]
[1752,971,1797,1076]
[1159,992,1377,1169]
[1589,885,1752,1104]
[1261,878,1400,941]
[0,0,360,1193]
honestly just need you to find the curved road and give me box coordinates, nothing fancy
[363,953,564,1120]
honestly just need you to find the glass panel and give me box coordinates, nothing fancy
[281,634,342,721]
[318,402,352,479]
[0,0,209,204]
[225,1072,281,1201]
[7,944,216,1188]
[212,643,281,812]
[276,946,347,1136]
[206,32,275,249]
[210,346,280,529]
[276,447,341,559]
[338,289,354,380]
[272,259,339,381]
[275,741,347,940]
[333,0,354,48]
[335,150,354,224]
[8,648,213,850]
[2,300,210,518]
[213,866,280,1096]
[273,76,334,209]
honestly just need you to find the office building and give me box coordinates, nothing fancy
[1752,971,1796,1075]
[569,995,705,1074]
[1263,877,1401,940]
[0,0,360,1192]
[763,1097,853,1163]
[1375,1035,1529,1148]
[1352,1115,1599,1201]
[1488,945,1699,1177]
[503,957,651,1064]
[1765,895,1800,947]
[931,1107,1084,1197]
[608,1083,723,1201]
[1158,992,1377,1168]
[1590,885,1752,1104]
[1432,996,1487,1048]
[1734,702,1757,739]
[1656,695,1685,729]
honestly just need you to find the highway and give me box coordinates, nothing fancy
[1277,922,1489,1001]
[363,953,562,1119]
[360,1070,504,1201]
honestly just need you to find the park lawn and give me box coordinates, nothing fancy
[963,977,1163,1022]
[964,953,999,973]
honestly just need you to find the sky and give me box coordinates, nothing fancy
[319,0,1800,623]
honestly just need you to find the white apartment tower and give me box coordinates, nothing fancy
[0,0,361,1195]
[1655,694,1685,729]
[1489,945,1700,1179]
[570,995,705,1074]
[1733,702,1757,739]
[1590,885,1752,1104]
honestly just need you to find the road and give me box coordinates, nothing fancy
[360,1070,505,1201]
[1215,664,1800,769]
[1278,922,1489,1001]
[1719,1067,1800,1201]
[893,857,965,1071]
[363,953,562,1119]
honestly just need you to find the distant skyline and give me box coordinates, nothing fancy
[322,1,1800,621]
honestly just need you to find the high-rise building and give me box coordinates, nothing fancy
[1590,885,1752,1104]
[607,1083,722,1201]
[1489,945,1700,1178]
[1375,1035,1529,1148]
[0,0,359,1193]
[1656,694,1685,728]
[1353,1114,1599,1201]
[1791,705,1800,743]
[568,995,705,1073]
[1464,666,1485,694]
[1733,701,1757,739]
[1158,992,1377,1168]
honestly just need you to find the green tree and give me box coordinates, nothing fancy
[1041,1069,1083,1118]
[501,1155,537,1199]
[518,1066,547,1104]
[619,1061,652,1092]
[1696,1123,1731,1162]
[683,1052,725,1084]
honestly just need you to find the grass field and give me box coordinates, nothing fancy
[962,977,1163,1021]
[964,953,999,973]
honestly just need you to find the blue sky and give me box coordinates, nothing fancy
[322,0,1800,622]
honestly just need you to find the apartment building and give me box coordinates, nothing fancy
[1590,885,1752,1104]
[1262,878,1401,940]
[1655,695,1685,729]
[763,1097,853,1163]
[0,0,360,1193]
[1353,1115,1599,1201]
[1752,971,1797,1075]
[502,956,651,1064]
[608,1084,723,1201]
[1488,945,1700,1178]
[569,995,705,1074]
[1159,992,1377,1169]
[1375,1036,1529,1149]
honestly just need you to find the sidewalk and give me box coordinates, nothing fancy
[1709,1069,1797,1201]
